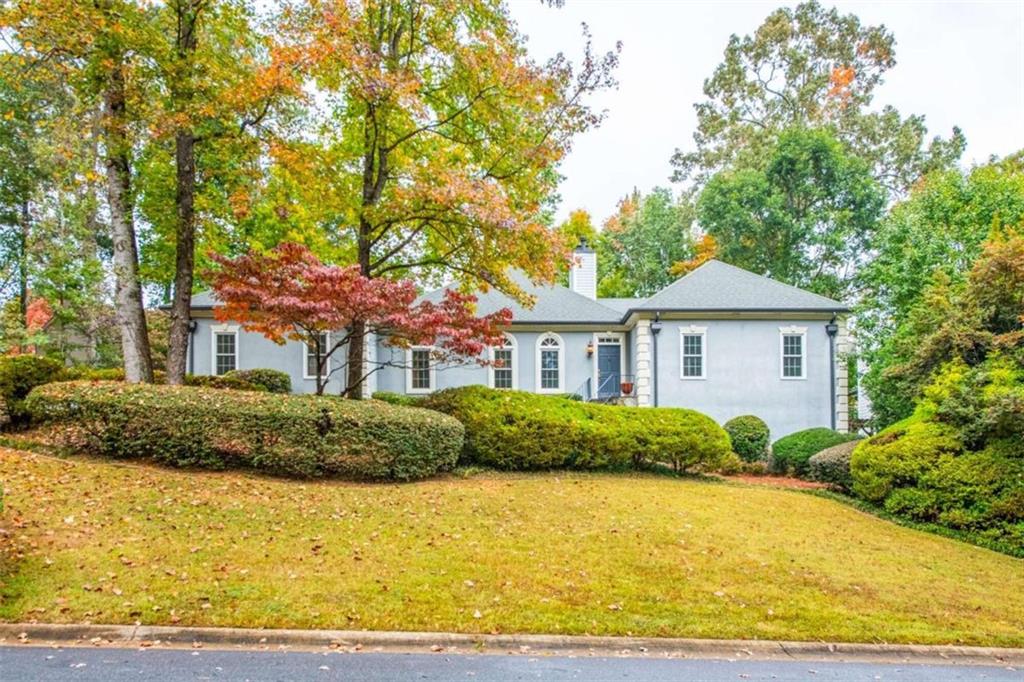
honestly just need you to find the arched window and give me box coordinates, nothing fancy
[535,333,564,393]
[489,334,517,390]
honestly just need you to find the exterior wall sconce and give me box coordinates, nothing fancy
[585,341,595,357]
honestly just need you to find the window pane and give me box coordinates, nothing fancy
[215,333,236,375]
[782,334,803,377]
[540,348,559,389]
[683,355,702,377]
[683,335,702,355]
[411,349,431,390]
[493,348,513,389]
[307,333,328,377]
[783,356,803,377]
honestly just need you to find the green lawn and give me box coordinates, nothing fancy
[1,447,1022,646]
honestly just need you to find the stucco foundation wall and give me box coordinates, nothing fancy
[654,319,833,439]
[190,319,345,395]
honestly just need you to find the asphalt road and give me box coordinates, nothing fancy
[1,646,1021,681]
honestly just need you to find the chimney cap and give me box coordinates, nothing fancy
[574,237,595,254]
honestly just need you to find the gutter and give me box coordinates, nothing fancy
[826,317,839,430]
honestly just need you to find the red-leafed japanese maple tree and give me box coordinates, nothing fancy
[208,243,511,396]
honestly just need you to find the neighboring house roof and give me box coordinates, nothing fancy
[187,290,218,309]
[421,271,624,324]
[632,260,848,313]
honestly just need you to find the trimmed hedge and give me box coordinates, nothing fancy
[771,427,859,476]
[372,391,425,408]
[0,355,66,426]
[26,381,463,481]
[184,373,266,392]
[808,440,859,492]
[422,386,730,472]
[224,368,292,394]
[723,415,770,462]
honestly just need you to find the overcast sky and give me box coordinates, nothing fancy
[506,0,1024,224]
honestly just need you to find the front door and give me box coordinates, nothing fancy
[597,343,621,399]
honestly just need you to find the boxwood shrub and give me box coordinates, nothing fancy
[723,415,770,462]
[26,381,462,481]
[422,385,729,472]
[851,415,1023,551]
[807,440,859,492]
[224,368,292,394]
[0,355,67,427]
[771,427,859,476]
[372,391,425,408]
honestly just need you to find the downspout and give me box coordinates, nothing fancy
[651,313,663,407]
[826,316,839,431]
[187,319,198,376]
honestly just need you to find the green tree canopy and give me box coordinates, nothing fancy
[857,152,1024,425]
[672,0,964,196]
[696,127,885,300]
[598,187,695,297]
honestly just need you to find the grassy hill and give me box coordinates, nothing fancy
[1,448,1022,646]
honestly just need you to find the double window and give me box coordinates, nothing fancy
[536,333,563,393]
[304,332,330,379]
[780,327,807,379]
[489,334,517,390]
[406,347,435,393]
[680,327,706,379]
[212,326,238,376]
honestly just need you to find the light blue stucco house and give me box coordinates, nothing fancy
[183,243,850,438]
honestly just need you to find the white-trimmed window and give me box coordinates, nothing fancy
[536,333,564,393]
[680,326,707,379]
[406,346,435,393]
[489,334,517,390]
[211,325,238,376]
[780,327,807,379]
[304,332,330,379]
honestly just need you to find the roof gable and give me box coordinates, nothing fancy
[635,260,847,312]
[421,272,623,324]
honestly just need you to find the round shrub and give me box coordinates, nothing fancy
[807,440,859,491]
[771,427,859,476]
[26,381,463,481]
[723,415,770,462]
[372,391,425,408]
[0,355,66,426]
[849,417,962,503]
[422,386,730,472]
[62,366,126,382]
[184,373,265,392]
[224,368,292,394]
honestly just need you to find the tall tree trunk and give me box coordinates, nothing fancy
[167,127,196,384]
[167,1,200,385]
[103,60,153,383]
[18,200,28,324]
[344,221,372,399]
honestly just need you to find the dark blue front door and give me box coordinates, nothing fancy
[597,344,621,399]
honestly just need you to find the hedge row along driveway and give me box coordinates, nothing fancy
[1,449,1022,646]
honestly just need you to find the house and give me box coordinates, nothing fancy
[183,243,850,438]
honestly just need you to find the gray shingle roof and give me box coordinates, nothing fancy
[184,260,847,320]
[421,271,623,324]
[634,260,847,312]
[598,297,645,313]
[187,290,218,308]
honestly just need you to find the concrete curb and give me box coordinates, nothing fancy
[0,623,1021,667]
